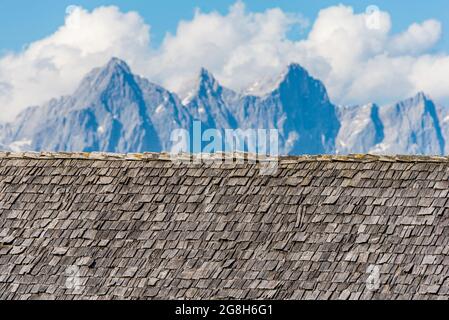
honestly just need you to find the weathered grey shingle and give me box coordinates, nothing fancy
[0,152,448,300]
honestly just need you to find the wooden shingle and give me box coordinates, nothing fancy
[0,152,448,300]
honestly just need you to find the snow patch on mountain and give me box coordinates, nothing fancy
[97,126,105,134]
[0,58,448,156]
[9,139,32,152]
[244,65,299,97]
[155,104,165,114]
[336,103,384,154]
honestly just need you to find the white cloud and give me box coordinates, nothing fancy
[0,6,151,121]
[290,6,448,107]
[0,2,449,122]
[410,55,449,99]
[389,20,442,55]
[144,2,309,96]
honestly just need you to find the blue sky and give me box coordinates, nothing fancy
[1,0,448,53]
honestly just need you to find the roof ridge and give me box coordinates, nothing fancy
[0,151,448,163]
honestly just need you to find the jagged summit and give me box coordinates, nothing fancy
[415,91,428,99]
[199,67,215,82]
[188,62,323,101]
[283,63,310,78]
[408,91,432,104]
[0,58,448,156]
[178,67,221,105]
[277,63,328,97]
[88,57,132,79]
[244,63,316,97]
[74,57,134,95]
[71,57,140,104]
[107,57,131,70]
[95,57,134,83]
[395,91,435,112]
[336,90,445,155]
[197,67,220,93]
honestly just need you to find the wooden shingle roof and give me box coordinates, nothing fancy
[0,152,448,300]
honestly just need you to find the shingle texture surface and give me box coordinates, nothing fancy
[0,152,448,300]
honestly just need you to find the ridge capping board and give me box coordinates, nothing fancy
[0,152,448,163]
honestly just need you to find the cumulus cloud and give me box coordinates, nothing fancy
[144,2,309,95]
[288,5,448,106]
[0,2,449,121]
[389,20,442,55]
[0,6,151,121]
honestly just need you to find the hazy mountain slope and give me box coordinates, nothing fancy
[0,122,10,151]
[136,76,192,151]
[212,64,341,154]
[370,93,445,155]
[2,58,162,153]
[336,103,384,154]
[0,58,447,156]
[262,64,340,155]
[185,68,239,131]
[337,93,446,155]
[436,104,449,155]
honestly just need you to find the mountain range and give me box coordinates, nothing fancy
[0,57,448,156]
